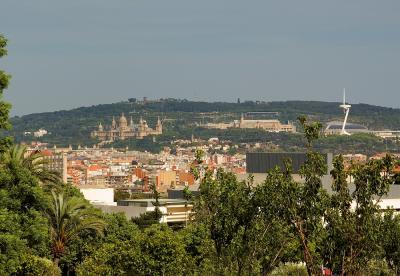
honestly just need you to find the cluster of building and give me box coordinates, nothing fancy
[25,142,247,224]
[30,141,240,195]
[91,113,162,141]
[24,128,49,137]
[26,135,400,225]
[66,148,242,189]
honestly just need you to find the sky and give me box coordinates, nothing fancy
[1,0,400,116]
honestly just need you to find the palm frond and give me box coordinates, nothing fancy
[2,144,62,184]
[47,191,105,262]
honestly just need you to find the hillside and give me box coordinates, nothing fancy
[7,99,400,152]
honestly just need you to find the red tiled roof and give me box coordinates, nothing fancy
[39,149,53,157]
[87,165,103,171]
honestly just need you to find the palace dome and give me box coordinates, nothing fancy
[119,113,128,128]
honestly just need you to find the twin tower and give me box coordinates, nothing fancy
[91,113,162,141]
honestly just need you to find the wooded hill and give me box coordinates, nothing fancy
[8,99,400,151]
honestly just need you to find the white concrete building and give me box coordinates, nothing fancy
[80,187,115,206]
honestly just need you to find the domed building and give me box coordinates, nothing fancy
[324,121,369,135]
[119,113,128,130]
[91,113,162,141]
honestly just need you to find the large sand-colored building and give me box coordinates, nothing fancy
[91,113,162,141]
[204,114,296,133]
[235,114,296,132]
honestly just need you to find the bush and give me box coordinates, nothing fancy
[271,263,308,276]
[19,254,61,276]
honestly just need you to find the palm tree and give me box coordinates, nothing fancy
[47,191,105,266]
[1,144,61,184]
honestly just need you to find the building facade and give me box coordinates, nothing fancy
[203,114,296,133]
[246,152,332,174]
[234,114,296,132]
[91,113,162,141]
[33,149,68,183]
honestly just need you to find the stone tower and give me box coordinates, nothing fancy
[130,116,134,128]
[111,116,117,129]
[138,116,146,138]
[119,113,128,130]
[156,116,162,134]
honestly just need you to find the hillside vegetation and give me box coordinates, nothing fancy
[8,99,400,153]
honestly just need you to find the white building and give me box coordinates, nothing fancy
[97,198,193,224]
[33,129,48,137]
[80,187,115,206]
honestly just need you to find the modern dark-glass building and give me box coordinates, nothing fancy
[246,152,332,174]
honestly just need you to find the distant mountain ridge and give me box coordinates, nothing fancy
[8,99,400,146]
[13,99,400,117]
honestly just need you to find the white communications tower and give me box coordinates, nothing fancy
[340,88,351,135]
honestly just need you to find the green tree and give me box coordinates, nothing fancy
[323,154,395,274]
[283,116,328,275]
[381,211,400,275]
[132,211,162,230]
[132,182,162,229]
[77,223,191,276]
[194,167,271,274]
[323,154,352,274]
[66,213,141,275]
[139,224,189,275]
[151,181,162,220]
[192,148,298,274]
[179,223,217,274]
[255,166,302,275]
[76,213,142,275]
[114,189,130,202]
[46,191,105,266]
[17,254,61,276]
[0,34,12,152]
[0,208,28,274]
[0,155,51,274]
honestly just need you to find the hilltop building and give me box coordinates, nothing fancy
[234,114,296,132]
[203,114,296,133]
[91,113,162,141]
[33,128,48,137]
[324,121,369,135]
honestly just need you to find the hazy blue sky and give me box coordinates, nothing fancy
[1,0,400,115]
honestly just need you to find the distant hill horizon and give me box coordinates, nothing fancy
[10,98,400,118]
[7,99,400,149]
